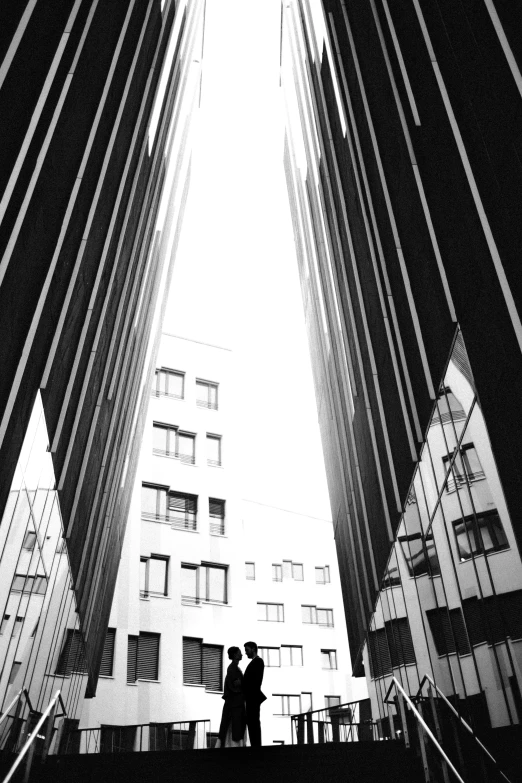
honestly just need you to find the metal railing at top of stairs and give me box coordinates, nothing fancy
[1,689,66,783]
[384,677,513,783]
[416,675,512,783]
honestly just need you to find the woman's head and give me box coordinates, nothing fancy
[228,646,242,661]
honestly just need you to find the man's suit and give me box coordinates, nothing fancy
[243,656,266,747]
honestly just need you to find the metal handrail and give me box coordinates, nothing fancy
[416,675,512,783]
[0,691,23,730]
[2,689,66,783]
[384,677,465,783]
[290,698,370,722]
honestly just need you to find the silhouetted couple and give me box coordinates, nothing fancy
[216,641,266,748]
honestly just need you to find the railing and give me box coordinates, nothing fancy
[60,719,210,755]
[384,676,513,783]
[1,689,66,783]
[291,699,376,745]
[209,521,225,536]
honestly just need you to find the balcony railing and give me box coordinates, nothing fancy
[291,699,376,745]
[152,448,195,465]
[209,520,225,536]
[141,512,197,531]
[60,720,210,755]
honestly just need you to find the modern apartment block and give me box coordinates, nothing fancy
[282,0,522,735]
[0,0,204,731]
[80,333,362,746]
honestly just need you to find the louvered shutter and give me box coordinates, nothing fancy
[137,633,160,680]
[127,635,138,683]
[209,499,224,517]
[100,628,116,676]
[202,644,222,691]
[169,493,197,530]
[56,630,87,676]
[183,637,202,684]
[368,628,391,678]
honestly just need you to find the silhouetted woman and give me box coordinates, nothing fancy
[215,646,247,748]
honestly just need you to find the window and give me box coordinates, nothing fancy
[127,632,160,682]
[142,486,198,529]
[321,649,337,669]
[257,603,284,622]
[325,696,341,710]
[12,617,23,638]
[258,647,281,666]
[301,692,313,712]
[100,629,116,676]
[169,491,198,530]
[273,695,301,715]
[8,662,21,685]
[281,645,303,666]
[56,630,88,676]
[181,563,227,605]
[12,574,47,594]
[140,556,169,597]
[245,562,255,580]
[207,434,222,466]
[368,619,416,678]
[382,550,401,588]
[1,614,10,634]
[431,387,466,427]
[209,499,225,536]
[152,423,195,465]
[426,607,470,656]
[315,566,330,584]
[292,563,303,581]
[463,591,522,646]
[153,368,184,399]
[196,380,218,410]
[183,637,223,691]
[23,531,36,550]
[272,564,282,582]
[443,443,485,493]
[301,606,334,627]
[399,533,440,577]
[100,726,136,753]
[453,510,509,560]
[206,732,219,749]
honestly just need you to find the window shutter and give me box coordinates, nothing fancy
[100,629,116,676]
[183,637,202,684]
[500,591,522,640]
[137,633,159,680]
[56,630,87,676]
[368,628,391,678]
[427,608,470,655]
[209,499,224,517]
[450,609,471,655]
[202,644,222,691]
[462,598,486,646]
[127,635,138,683]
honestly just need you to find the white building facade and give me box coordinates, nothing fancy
[81,332,364,746]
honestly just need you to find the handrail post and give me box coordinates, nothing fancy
[22,715,39,783]
[417,701,431,783]
[397,691,410,749]
[427,684,450,783]
[41,698,58,762]
[387,703,396,740]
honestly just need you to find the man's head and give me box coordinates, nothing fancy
[244,641,258,659]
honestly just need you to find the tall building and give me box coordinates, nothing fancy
[282,0,522,735]
[0,0,204,732]
[80,333,362,747]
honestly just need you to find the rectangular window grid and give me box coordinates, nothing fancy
[258,647,281,667]
[273,694,301,716]
[301,605,334,627]
[153,423,195,465]
[281,645,303,666]
[181,564,227,605]
[272,564,282,582]
[443,443,485,493]
[321,649,337,669]
[153,369,184,399]
[257,603,284,622]
[245,562,255,580]
[140,556,169,597]
[453,510,509,560]
[196,380,218,410]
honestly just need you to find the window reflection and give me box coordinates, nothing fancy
[431,387,466,427]
[399,533,440,577]
[453,510,509,560]
[443,443,485,493]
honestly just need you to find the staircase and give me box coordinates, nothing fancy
[33,741,424,783]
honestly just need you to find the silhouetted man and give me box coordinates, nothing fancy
[243,641,266,747]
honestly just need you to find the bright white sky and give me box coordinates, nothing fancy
[163,0,332,521]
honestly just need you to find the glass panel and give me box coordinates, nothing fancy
[207,436,220,463]
[178,434,194,462]
[149,558,167,595]
[23,531,36,550]
[153,426,168,453]
[301,693,312,712]
[293,563,303,580]
[141,486,157,516]
[268,648,280,667]
[181,566,198,603]
[209,385,217,407]
[293,647,303,666]
[246,562,255,579]
[257,603,266,620]
[207,567,226,603]
[321,651,330,668]
[168,372,183,397]
[272,564,282,581]
[281,646,291,666]
[267,604,279,621]
[288,695,301,714]
[302,605,313,623]
[157,371,168,394]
